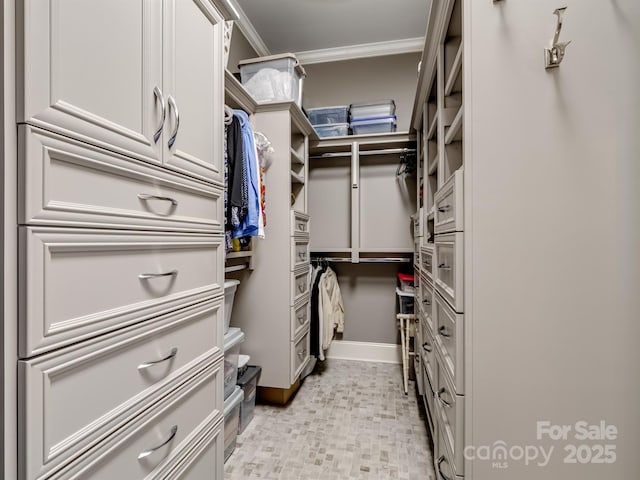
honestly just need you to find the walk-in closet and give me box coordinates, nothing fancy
[1,1,638,479]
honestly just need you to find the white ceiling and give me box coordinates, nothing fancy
[231,0,430,61]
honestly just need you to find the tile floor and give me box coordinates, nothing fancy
[224,359,435,480]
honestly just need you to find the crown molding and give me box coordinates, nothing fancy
[295,37,425,65]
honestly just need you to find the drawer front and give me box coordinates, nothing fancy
[420,316,437,388]
[436,355,465,476]
[434,232,464,313]
[291,211,310,237]
[419,274,435,332]
[422,360,436,436]
[414,316,424,397]
[50,361,223,480]
[291,266,310,306]
[291,327,310,382]
[291,295,310,340]
[20,126,222,233]
[435,421,459,480]
[19,299,223,480]
[434,168,464,234]
[19,227,223,357]
[290,237,310,271]
[421,245,434,282]
[434,291,465,394]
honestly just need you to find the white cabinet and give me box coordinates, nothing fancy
[18,0,224,184]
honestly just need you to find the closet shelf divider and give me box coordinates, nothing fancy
[444,105,463,145]
[444,43,463,97]
[290,147,305,165]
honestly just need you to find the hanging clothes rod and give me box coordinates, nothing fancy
[309,147,416,159]
[311,256,411,264]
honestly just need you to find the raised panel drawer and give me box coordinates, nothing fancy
[291,211,310,238]
[19,227,223,357]
[434,232,464,313]
[419,274,434,332]
[48,361,223,480]
[291,266,310,306]
[291,237,310,271]
[420,316,437,388]
[435,421,461,480]
[18,298,222,480]
[19,126,222,233]
[434,291,464,394]
[422,360,436,436]
[291,295,310,340]
[434,168,463,234]
[436,353,465,476]
[291,327,310,383]
[421,245,434,283]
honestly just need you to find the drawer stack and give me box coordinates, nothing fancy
[291,211,311,383]
[15,1,226,478]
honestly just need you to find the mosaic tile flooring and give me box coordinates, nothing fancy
[224,359,435,480]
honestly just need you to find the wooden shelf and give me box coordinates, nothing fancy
[444,43,463,97]
[444,105,463,145]
[226,251,253,260]
[290,170,305,184]
[290,147,305,165]
[224,69,257,113]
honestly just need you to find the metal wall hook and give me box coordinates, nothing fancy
[545,7,571,69]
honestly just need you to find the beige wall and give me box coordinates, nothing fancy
[226,26,258,74]
[302,53,421,132]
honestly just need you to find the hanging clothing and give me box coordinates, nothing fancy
[225,115,245,251]
[310,262,326,359]
[319,267,344,351]
[231,110,264,239]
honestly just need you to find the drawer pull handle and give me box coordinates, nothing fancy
[423,299,431,306]
[298,283,305,293]
[138,193,178,206]
[438,325,451,338]
[437,205,452,213]
[437,455,452,480]
[297,350,307,359]
[297,314,305,324]
[297,223,306,231]
[138,425,178,460]
[298,252,306,261]
[152,86,166,144]
[437,387,452,408]
[138,347,178,370]
[167,95,180,148]
[139,269,178,280]
[422,342,433,353]
[438,263,451,271]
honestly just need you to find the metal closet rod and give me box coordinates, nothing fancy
[311,256,411,263]
[309,147,416,159]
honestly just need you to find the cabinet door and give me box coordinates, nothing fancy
[18,0,163,165]
[162,0,224,185]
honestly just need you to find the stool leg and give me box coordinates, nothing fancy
[399,316,407,394]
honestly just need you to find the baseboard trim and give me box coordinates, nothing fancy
[325,340,401,364]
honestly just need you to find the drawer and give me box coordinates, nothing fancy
[422,360,436,436]
[435,421,461,480]
[291,266,310,306]
[434,232,464,313]
[19,126,222,233]
[434,168,464,234]
[434,291,465,394]
[18,298,223,480]
[291,327,310,383]
[290,237,310,271]
[291,210,310,237]
[420,316,437,388]
[291,295,310,340]
[19,227,223,357]
[419,274,435,332]
[421,245,434,283]
[436,354,465,476]
[49,361,223,480]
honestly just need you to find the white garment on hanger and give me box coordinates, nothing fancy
[319,267,344,351]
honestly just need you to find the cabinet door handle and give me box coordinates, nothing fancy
[437,387,452,408]
[138,193,178,206]
[167,95,180,149]
[423,299,431,306]
[153,86,166,144]
[438,263,451,271]
[437,205,451,213]
[297,222,306,232]
[138,269,178,280]
[437,455,452,480]
[298,283,305,293]
[422,342,433,353]
[297,314,305,324]
[297,350,307,359]
[138,425,178,460]
[439,325,451,338]
[137,347,178,371]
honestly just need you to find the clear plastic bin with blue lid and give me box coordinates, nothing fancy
[350,115,397,135]
[349,100,396,120]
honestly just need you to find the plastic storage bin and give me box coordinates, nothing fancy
[350,115,397,135]
[396,287,415,315]
[236,365,262,434]
[314,123,349,138]
[397,273,415,293]
[237,354,250,378]
[350,100,396,120]
[306,106,349,125]
[239,53,306,106]
[224,327,245,400]
[223,386,244,463]
[224,279,240,334]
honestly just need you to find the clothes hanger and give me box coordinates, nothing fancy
[224,104,234,125]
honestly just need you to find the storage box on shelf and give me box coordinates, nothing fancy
[306,106,350,125]
[223,386,244,463]
[223,327,245,400]
[224,279,240,334]
[349,100,396,120]
[239,53,306,106]
[350,115,397,135]
[237,365,262,434]
[314,123,350,138]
